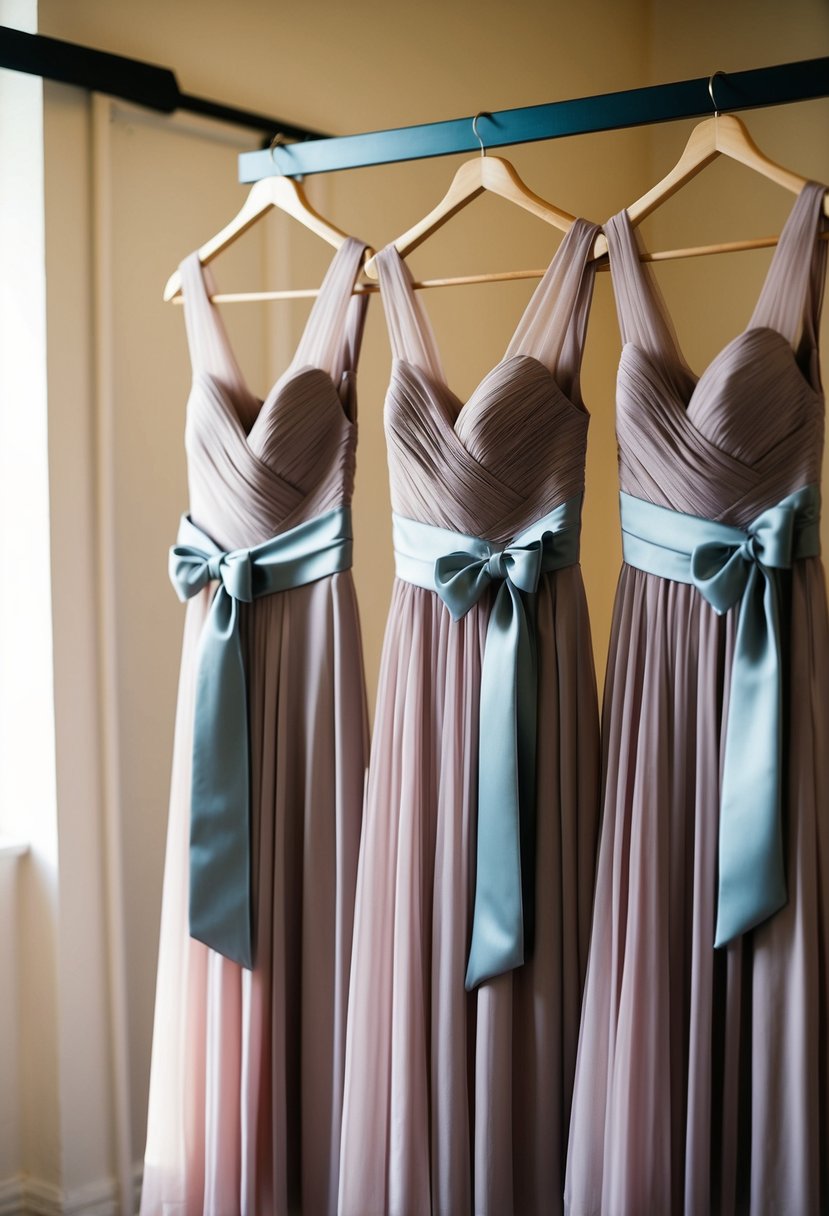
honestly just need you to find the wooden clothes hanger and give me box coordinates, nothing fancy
[165,85,828,302]
[188,115,579,300]
[163,136,360,304]
[362,113,577,283]
[591,71,829,262]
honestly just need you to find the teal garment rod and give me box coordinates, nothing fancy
[239,57,829,182]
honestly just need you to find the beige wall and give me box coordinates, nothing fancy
[12,0,829,1200]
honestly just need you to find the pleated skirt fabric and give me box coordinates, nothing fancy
[141,573,368,1216]
[566,559,829,1216]
[339,568,599,1216]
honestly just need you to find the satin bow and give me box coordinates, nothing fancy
[169,507,353,968]
[435,540,545,615]
[437,536,545,990]
[690,502,796,946]
[392,496,582,990]
[620,485,821,947]
[173,544,256,603]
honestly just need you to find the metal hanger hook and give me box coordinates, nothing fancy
[268,132,303,181]
[269,131,289,170]
[472,111,490,158]
[708,71,727,118]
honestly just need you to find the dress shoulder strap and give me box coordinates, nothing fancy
[604,213,674,355]
[290,236,370,391]
[799,200,828,393]
[504,217,601,401]
[178,252,248,390]
[749,182,828,374]
[374,245,447,384]
[604,210,697,398]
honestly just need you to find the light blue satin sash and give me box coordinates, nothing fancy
[169,507,353,967]
[620,484,821,947]
[393,495,582,990]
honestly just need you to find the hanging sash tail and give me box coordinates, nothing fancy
[168,507,354,968]
[393,494,583,989]
[620,484,821,947]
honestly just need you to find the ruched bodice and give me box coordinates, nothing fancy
[377,218,599,544]
[180,236,368,550]
[606,181,827,528]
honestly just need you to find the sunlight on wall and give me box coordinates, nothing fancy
[0,0,62,1193]
[0,3,58,858]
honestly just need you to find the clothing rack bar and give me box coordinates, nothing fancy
[239,56,829,181]
[0,26,330,140]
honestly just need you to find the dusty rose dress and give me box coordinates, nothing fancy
[565,183,829,1216]
[140,238,370,1216]
[339,220,602,1216]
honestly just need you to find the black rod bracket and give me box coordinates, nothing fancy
[0,26,331,142]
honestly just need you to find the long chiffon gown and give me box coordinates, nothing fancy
[339,220,602,1216]
[565,182,829,1216]
[140,238,370,1216]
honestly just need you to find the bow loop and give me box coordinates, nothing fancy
[434,552,493,620]
[169,545,214,602]
[170,542,255,606]
[434,537,545,621]
[691,503,797,616]
[690,541,753,615]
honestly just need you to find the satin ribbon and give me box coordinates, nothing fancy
[393,495,582,989]
[169,507,353,967]
[620,484,821,946]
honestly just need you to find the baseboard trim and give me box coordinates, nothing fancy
[0,1163,142,1216]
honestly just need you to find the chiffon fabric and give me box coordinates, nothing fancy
[140,238,370,1216]
[339,220,602,1216]
[565,183,829,1216]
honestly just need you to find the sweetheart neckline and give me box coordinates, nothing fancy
[388,353,590,430]
[193,365,355,451]
[619,325,822,414]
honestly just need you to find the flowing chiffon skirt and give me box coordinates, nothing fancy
[566,559,829,1215]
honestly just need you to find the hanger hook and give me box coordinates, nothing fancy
[268,132,303,182]
[708,71,726,118]
[472,111,490,158]
[269,132,289,171]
